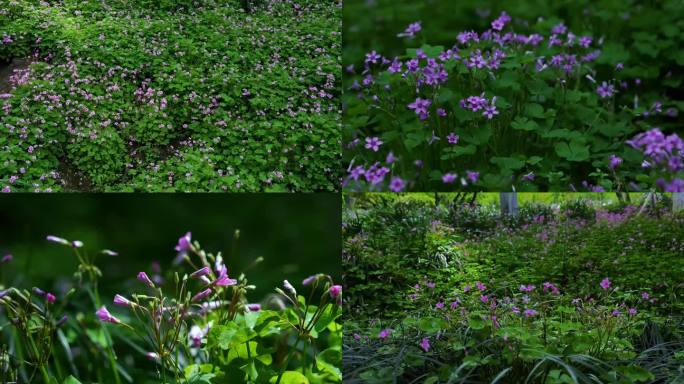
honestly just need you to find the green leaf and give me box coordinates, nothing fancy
[63,376,82,384]
[524,103,544,119]
[615,365,654,382]
[598,42,629,65]
[441,144,477,160]
[418,317,447,333]
[511,117,539,131]
[270,371,309,384]
[468,313,486,330]
[490,157,525,171]
[554,141,590,162]
[316,348,342,380]
[208,323,257,350]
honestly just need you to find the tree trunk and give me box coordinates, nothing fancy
[674,193,684,212]
[500,192,519,216]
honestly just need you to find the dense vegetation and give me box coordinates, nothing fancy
[343,194,684,383]
[0,0,341,192]
[342,0,684,191]
[1,232,342,383]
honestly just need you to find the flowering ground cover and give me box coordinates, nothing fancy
[342,193,684,383]
[342,0,684,192]
[0,0,341,192]
[0,194,342,383]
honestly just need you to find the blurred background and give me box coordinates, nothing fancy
[0,194,341,300]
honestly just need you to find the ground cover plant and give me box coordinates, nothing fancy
[0,0,341,192]
[342,193,684,383]
[0,231,342,383]
[342,0,684,192]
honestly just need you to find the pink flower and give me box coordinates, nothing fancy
[137,272,155,288]
[46,293,56,304]
[190,266,211,279]
[420,337,430,352]
[113,294,131,307]
[213,264,237,286]
[378,329,391,339]
[329,285,342,299]
[600,278,611,290]
[192,288,212,302]
[175,231,192,252]
[96,306,121,324]
[46,235,69,245]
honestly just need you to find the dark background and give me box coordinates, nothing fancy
[0,193,341,300]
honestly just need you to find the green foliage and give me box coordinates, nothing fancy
[0,0,341,191]
[343,193,684,383]
[342,0,684,191]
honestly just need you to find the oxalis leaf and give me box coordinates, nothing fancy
[208,322,257,350]
[269,371,309,384]
[554,141,590,162]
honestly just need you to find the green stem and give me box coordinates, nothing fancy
[275,336,304,384]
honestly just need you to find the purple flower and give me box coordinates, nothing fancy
[482,105,499,119]
[214,264,237,286]
[46,293,56,304]
[551,23,567,35]
[386,152,397,164]
[302,275,318,285]
[46,235,70,246]
[175,231,192,253]
[435,301,445,310]
[523,308,538,317]
[190,266,211,279]
[56,315,68,327]
[389,177,406,192]
[113,294,132,307]
[600,278,611,290]
[379,329,391,339]
[420,337,430,352]
[578,36,592,48]
[192,288,213,302]
[475,281,486,291]
[408,98,432,120]
[608,155,622,170]
[442,173,457,184]
[330,285,342,299]
[247,303,262,312]
[628,307,637,316]
[542,282,560,295]
[365,51,381,65]
[283,280,297,296]
[397,21,422,38]
[612,309,622,317]
[146,352,160,361]
[519,284,536,292]
[596,82,615,98]
[480,295,489,303]
[466,171,480,184]
[96,306,121,324]
[450,300,459,310]
[137,272,155,288]
[641,292,650,300]
[365,137,383,152]
[1,254,11,263]
[447,133,459,144]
